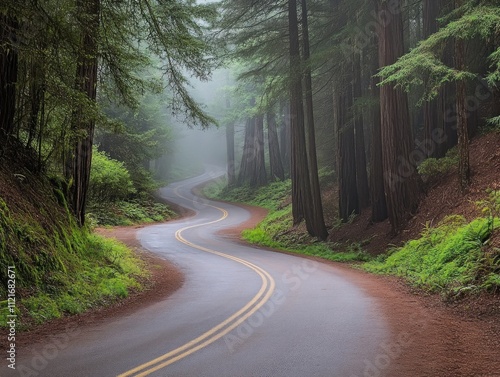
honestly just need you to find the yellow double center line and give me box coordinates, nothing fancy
[117,182,276,377]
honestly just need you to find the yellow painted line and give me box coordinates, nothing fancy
[117,181,276,377]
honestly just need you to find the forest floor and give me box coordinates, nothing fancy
[327,131,500,256]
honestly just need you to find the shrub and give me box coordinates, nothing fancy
[363,215,498,293]
[89,147,136,202]
[418,147,459,178]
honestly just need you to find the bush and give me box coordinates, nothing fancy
[418,147,459,178]
[89,147,136,202]
[363,215,499,294]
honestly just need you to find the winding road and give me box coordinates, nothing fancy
[14,172,390,377]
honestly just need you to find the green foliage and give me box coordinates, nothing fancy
[418,148,459,178]
[208,179,292,211]
[87,197,175,226]
[363,214,500,295]
[89,147,136,202]
[206,179,371,263]
[378,5,500,103]
[477,189,500,222]
[0,196,147,329]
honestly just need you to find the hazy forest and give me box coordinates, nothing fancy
[1,0,500,364]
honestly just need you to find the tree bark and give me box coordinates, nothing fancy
[370,57,388,223]
[252,113,267,187]
[267,111,285,181]
[377,0,420,234]
[455,21,470,191]
[226,122,236,186]
[353,53,370,209]
[288,0,314,235]
[338,76,359,222]
[280,100,291,176]
[0,14,19,149]
[422,0,443,158]
[301,0,328,239]
[66,0,100,225]
[238,117,256,185]
[225,97,236,186]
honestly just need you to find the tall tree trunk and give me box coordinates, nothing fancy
[66,0,100,225]
[301,0,328,239]
[288,0,313,235]
[353,53,370,209]
[280,100,291,176]
[225,97,236,186]
[27,58,46,153]
[226,122,236,186]
[0,14,19,150]
[370,44,388,222]
[377,0,420,234]
[238,117,256,185]
[338,76,359,222]
[455,7,470,191]
[252,113,267,187]
[267,111,285,181]
[423,0,442,158]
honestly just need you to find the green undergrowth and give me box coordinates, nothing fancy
[418,147,459,179]
[87,196,176,226]
[363,205,500,296]
[204,179,370,263]
[0,195,147,330]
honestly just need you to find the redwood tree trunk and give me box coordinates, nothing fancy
[226,122,236,186]
[0,14,19,149]
[252,113,267,187]
[238,117,256,185]
[455,20,470,191]
[338,77,359,222]
[301,0,328,239]
[423,0,443,158]
[280,101,291,176]
[353,53,370,209]
[267,111,285,181]
[289,0,313,234]
[66,0,100,225]
[369,34,387,222]
[226,96,236,186]
[377,0,420,234]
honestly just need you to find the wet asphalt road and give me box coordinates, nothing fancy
[12,172,389,377]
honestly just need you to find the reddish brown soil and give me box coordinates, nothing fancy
[328,132,500,255]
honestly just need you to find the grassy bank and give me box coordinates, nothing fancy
[87,196,176,227]
[204,179,371,263]
[205,180,500,296]
[364,191,500,296]
[0,178,148,330]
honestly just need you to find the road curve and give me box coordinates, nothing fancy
[13,172,389,377]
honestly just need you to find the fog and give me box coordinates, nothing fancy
[156,68,234,182]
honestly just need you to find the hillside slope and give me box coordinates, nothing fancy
[330,131,500,255]
[0,146,146,330]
